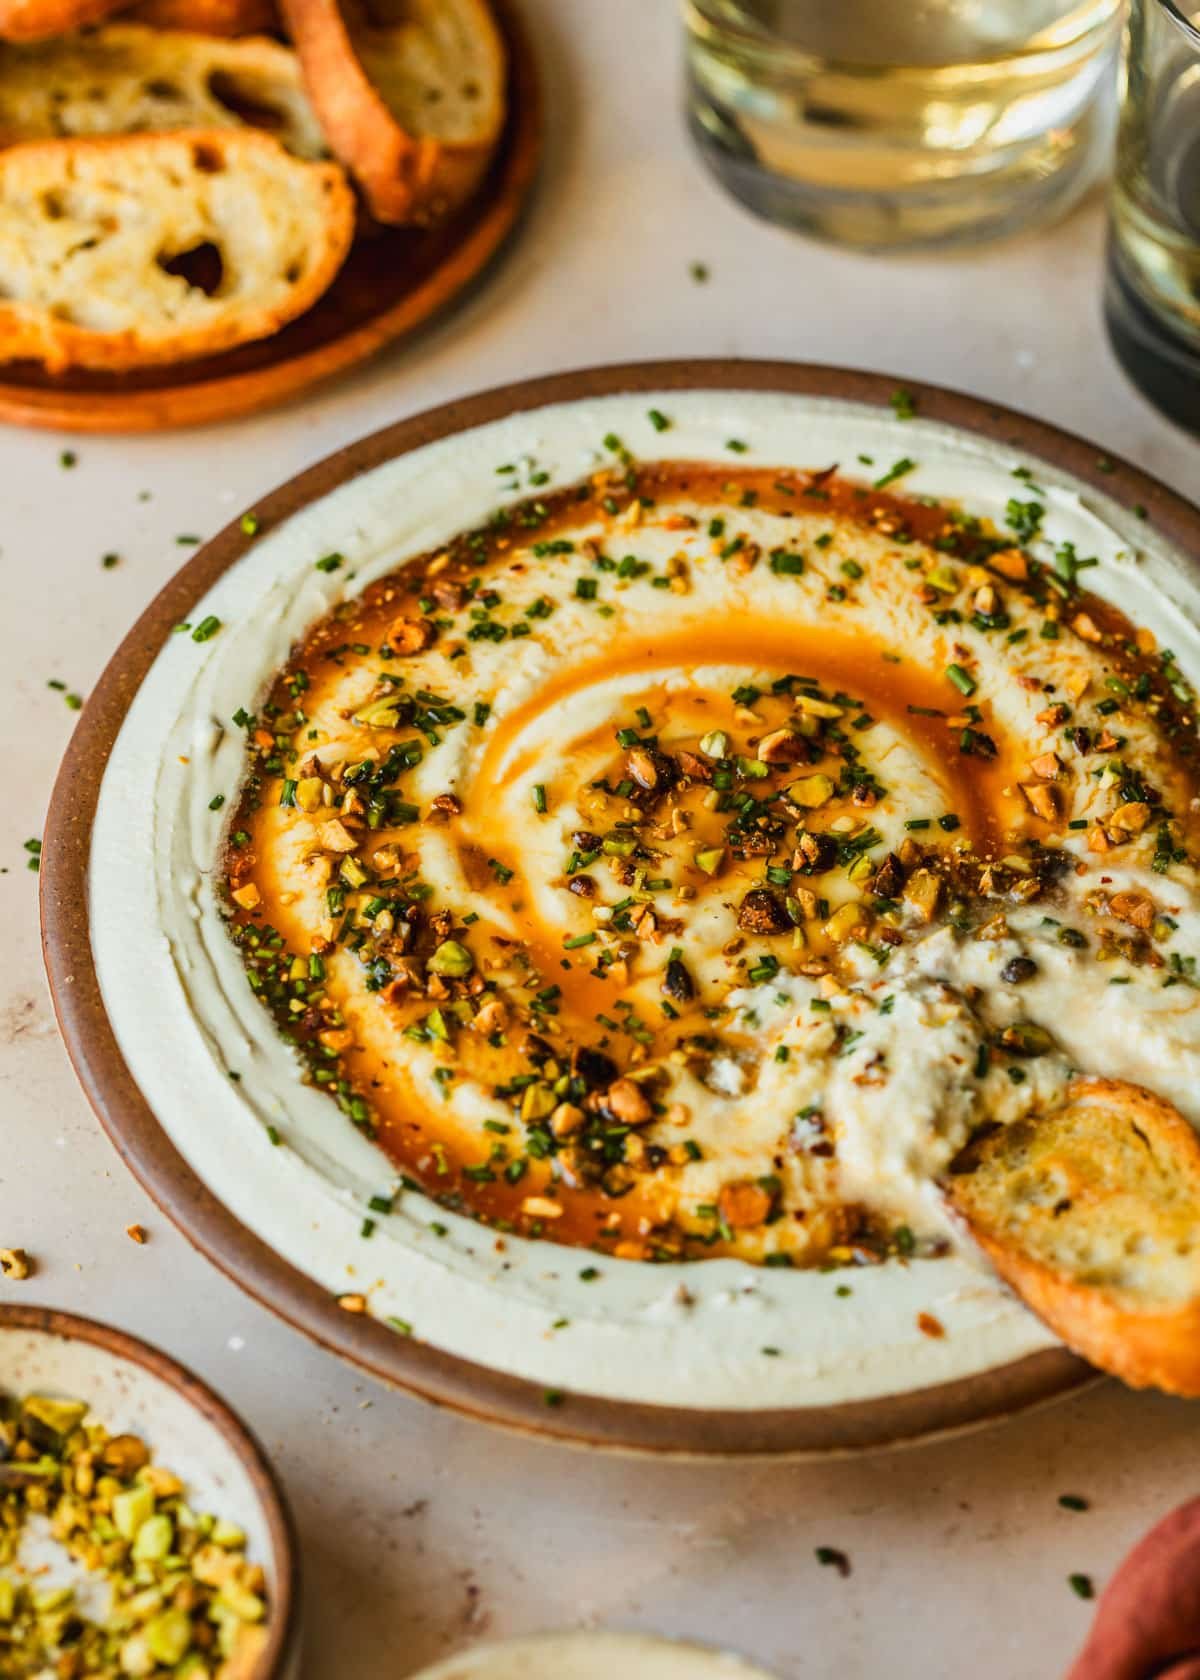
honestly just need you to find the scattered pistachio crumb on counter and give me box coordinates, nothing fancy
[101,553,120,570]
[0,1248,32,1280]
[1069,1573,1096,1600]
[59,450,76,469]
[23,840,40,874]
[0,1389,270,1676]
[688,261,709,282]
[815,1546,852,1578]
[1059,1495,1091,1512]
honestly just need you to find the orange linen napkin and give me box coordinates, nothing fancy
[1067,1499,1200,1680]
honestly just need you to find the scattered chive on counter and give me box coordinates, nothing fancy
[0,1390,270,1677]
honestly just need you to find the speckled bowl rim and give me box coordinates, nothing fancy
[0,1302,300,1676]
[43,355,1200,1457]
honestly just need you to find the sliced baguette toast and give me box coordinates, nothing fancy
[0,25,326,157]
[0,0,126,44]
[946,1077,1200,1396]
[0,129,354,372]
[278,0,505,224]
[131,0,277,35]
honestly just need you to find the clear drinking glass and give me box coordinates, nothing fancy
[684,0,1125,251]
[1105,0,1200,432]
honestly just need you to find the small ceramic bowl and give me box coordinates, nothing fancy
[408,1631,780,1680]
[0,1303,300,1679]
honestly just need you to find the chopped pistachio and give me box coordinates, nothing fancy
[428,940,474,978]
[789,774,836,809]
[0,1387,274,1675]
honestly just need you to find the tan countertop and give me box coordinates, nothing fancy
[3,2,1199,1675]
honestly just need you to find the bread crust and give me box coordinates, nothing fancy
[0,130,354,372]
[0,26,327,158]
[278,0,504,225]
[948,1077,1200,1397]
[130,0,276,35]
[0,0,127,41]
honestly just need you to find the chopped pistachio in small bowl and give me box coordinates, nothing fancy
[0,1305,299,1679]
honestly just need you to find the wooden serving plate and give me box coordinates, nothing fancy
[46,359,1192,1456]
[0,0,540,434]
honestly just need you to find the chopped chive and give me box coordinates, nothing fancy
[532,783,548,814]
[191,615,221,643]
[945,663,977,696]
[874,457,916,489]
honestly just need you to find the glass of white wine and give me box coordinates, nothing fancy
[1105,0,1200,432]
[684,0,1125,251]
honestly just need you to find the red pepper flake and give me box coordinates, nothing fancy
[125,1224,148,1245]
[917,1311,946,1339]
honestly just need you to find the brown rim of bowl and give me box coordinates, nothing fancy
[43,355,1194,1457]
[0,1302,300,1676]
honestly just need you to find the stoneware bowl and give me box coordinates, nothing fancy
[45,358,1200,1457]
[407,1631,780,1679]
[0,1303,300,1678]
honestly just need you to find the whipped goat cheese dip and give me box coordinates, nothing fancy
[88,391,1200,1410]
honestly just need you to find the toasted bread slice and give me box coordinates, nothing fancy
[946,1077,1200,1396]
[131,0,276,34]
[278,0,505,224]
[0,25,326,157]
[0,0,126,44]
[0,130,354,372]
